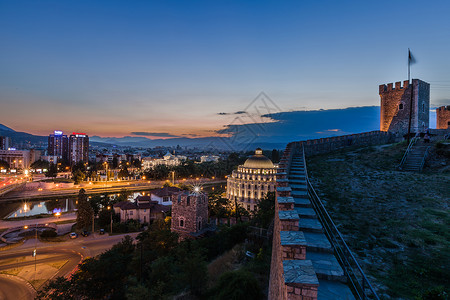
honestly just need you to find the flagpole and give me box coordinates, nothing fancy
[407,49,413,144]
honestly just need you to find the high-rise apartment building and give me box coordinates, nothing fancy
[48,130,69,163]
[0,136,11,150]
[68,133,89,165]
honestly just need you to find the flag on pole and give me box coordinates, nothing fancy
[408,49,416,64]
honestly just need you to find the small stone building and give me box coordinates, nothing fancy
[171,190,208,239]
[113,196,169,224]
[436,106,450,129]
[379,79,430,134]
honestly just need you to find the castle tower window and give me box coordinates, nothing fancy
[399,103,404,110]
[186,196,190,206]
[179,218,184,227]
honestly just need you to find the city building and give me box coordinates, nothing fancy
[379,79,430,134]
[226,148,277,211]
[171,190,208,239]
[48,131,69,162]
[68,133,89,165]
[149,186,181,205]
[0,149,41,170]
[200,155,220,163]
[0,136,11,150]
[113,196,169,224]
[142,151,187,169]
[436,106,450,129]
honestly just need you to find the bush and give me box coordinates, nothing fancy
[40,229,57,238]
[208,270,263,300]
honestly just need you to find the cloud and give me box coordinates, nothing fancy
[131,132,179,138]
[217,110,248,116]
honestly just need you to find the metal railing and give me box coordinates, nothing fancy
[399,137,418,170]
[299,143,379,300]
[419,146,431,172]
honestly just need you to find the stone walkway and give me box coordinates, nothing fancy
[283,153,354,299]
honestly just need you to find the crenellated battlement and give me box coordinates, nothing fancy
[379,80,410,94]
[437,105,450,111]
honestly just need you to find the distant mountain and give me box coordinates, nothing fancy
[0,124,47,146]
[0,124,14,132]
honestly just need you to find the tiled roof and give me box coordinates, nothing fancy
[151,186,181,197]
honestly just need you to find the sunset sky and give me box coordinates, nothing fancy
[1,0,449,138]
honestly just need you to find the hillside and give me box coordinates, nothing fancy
[306,141,449,298]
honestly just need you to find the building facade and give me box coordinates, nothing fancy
[171,190,208,239]
[142,152,186,170]
[68,133,89,165]
[436,106,450,129]
[226,148,277,211]
[0,136,11,150]
[0,149,41,170]
[379,79,430,134]
[113,196,169,224]
[48,131,69,163]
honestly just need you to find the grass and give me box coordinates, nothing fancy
[307,141,450,298]
[0,268,22,276]
[47,259,68,269]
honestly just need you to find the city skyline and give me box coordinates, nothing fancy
[1,0,449,138]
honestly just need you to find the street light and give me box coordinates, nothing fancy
[107,206,113,234]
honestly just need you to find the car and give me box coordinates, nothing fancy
[81,230,90,237]
[99,229,105,235]
[70,232,78,239]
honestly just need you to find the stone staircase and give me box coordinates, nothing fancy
[401,140,430,172]
[274,153,354,299]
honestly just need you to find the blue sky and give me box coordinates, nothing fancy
[0,0,449,138]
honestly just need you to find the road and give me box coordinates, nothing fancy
[0,274,35,300]
[0,232,139,299]
[0,179,226,202]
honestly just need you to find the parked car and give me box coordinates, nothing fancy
[99,229,105,235]
[70,232,78,239]
[81,230,90,237]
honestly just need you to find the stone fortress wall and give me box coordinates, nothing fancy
[436,105,450,129]
[379,79,430,134]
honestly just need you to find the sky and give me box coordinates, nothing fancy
[0,0,449,139]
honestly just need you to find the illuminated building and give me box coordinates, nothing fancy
[47,130,69,162]
[226,148,277,211]
[0,149,41,170]
[0,136,11,150]
[69,133,89,165]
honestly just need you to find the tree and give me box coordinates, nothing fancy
[30,159,49,170]
[76,189,94,230]
[72,169,85,184]
[118,167,129,179]
[208,270,263,300]
[46,163,58,178]
[253,192,275,228]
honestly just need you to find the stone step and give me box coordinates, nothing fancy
[290,184,307,191]
[318,279,355,300]
[306,252,346,282]
[283,260,319,291]
[292,190,309,199]
[294,197,312,208]
[299,218,323,233]
[303,232,333,253]
[294,207,317,219]
[289,179,306,185]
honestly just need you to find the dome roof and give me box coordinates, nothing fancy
[243,148,274,169]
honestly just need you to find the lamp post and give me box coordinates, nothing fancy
[107,206,113,234]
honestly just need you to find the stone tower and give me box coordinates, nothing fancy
[171,190,208,239]
[436,106,450,129]
[379,79,430,134]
